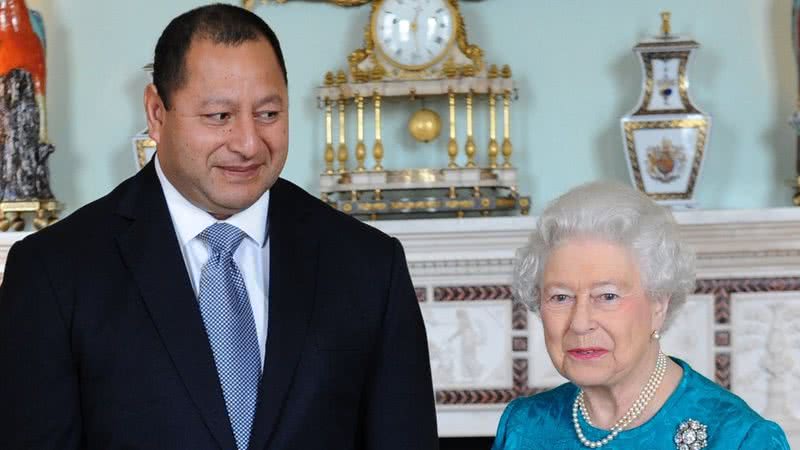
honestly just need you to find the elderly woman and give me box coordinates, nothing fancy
[492,182,789,449]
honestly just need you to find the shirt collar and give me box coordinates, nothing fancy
[154,154,270,247]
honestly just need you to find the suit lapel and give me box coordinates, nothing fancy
[248,179,319,450]
[115,162,238,450]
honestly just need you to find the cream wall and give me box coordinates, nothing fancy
[25,0,798,215]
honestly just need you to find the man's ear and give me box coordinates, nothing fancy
[144,84,166,143]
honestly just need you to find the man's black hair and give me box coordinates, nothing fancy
[152,3,287,110]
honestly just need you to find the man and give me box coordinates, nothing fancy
[0,4,438,449]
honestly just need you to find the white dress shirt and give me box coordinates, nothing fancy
[155,155,270,367]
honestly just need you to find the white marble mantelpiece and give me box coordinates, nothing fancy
[0,209,799,445]
[372,208,800,281]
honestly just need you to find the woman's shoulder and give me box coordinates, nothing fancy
[499,382,577,424]
[675,360,790,448]
[680,362,762,420]
[738,420,791,449]
[492,383,580,450]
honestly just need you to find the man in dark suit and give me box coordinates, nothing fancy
[0,4,438,449]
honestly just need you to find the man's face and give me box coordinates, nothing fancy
[146,37,288,218]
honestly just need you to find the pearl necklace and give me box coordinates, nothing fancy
[571,351,668,448]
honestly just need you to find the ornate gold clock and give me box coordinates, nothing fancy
[371,0,457,71]
[348,0,483,82]
[251,0,529,219]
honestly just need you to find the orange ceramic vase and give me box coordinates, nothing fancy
[0,0,45,97]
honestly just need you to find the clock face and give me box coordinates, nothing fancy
[373,0,456,70]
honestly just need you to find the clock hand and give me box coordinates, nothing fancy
[412,7,421,54]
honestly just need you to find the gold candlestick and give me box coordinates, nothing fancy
[448,89,458,168]
[373,92,384,171]
[661,11,671,37]
[323,72,335,175]
[324,99,335,174]
[355,94,366,172]
[501,65,514,169]
[337,97,348,173]
[488,91,498,169]
[336,71,348,174]
[488,65,499,169]
[465,90,476,168]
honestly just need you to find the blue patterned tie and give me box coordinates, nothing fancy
[197,223,261,450]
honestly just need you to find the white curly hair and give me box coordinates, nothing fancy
[512,181,696,330]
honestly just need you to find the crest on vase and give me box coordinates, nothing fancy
[647,138,687,183]
[622,118,709,204]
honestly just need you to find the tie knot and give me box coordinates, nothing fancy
[199,223,247,257]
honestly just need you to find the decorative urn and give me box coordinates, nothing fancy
[0,0,61,230]
[620,12,711,208]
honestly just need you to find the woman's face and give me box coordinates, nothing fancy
[539,237,667,389]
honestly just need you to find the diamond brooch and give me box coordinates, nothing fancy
[674,419,708,450]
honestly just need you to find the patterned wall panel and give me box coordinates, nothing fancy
[420,278,800,409]
[730,291,800,434]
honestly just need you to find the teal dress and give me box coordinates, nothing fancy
[492,358,789,449]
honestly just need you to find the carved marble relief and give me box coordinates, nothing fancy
[732,291,800,439]
[421,300,512,390]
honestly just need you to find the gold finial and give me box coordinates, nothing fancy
[443,58,458,78]
[661,11,671,37]
[461,65,476,78]
[369,65,385,81]
[324,71,335,86]
[352,68,368,83]
[501,65,512,79]
[336,70,347,85]
[488,64,498,79]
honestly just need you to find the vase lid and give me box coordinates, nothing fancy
[634,12,699,52]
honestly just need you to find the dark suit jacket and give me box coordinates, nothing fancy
[0,162,438,450]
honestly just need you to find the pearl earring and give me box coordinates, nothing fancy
[652,330,661,340]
